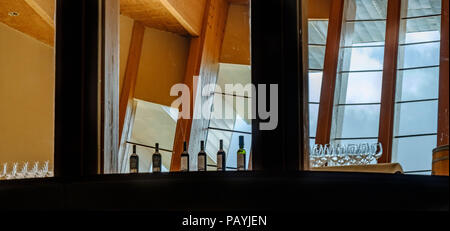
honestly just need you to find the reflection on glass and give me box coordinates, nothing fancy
[340,47,385,71]
[336,105,380,138]
[392,135,436,173]
[308,20,328,45]
[398,42,440,69]
[345,0,388,20]
[394,100,438,136]
[396,67,439,101]
[401,16,441,43]
[338,72,382,104]
[309,104,319,137]
[309,45,326,70]
[342,21,386,45]
[402,0,441,18]
[308,71,323,102]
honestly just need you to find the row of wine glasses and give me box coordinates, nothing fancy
[310,143,383,168]
[0,161,53,180]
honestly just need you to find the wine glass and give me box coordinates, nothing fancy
[374,142,383,162]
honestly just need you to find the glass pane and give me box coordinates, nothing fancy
[336,105,380,138]
[205,129,251,170]
[130,100,178,151]
[398,42,440,69]
[396,67,439,101]
[392,135,436,172]
[402,0,442,18]
[394,100,438,136]
[308,71,323,102]
[345,0,388,20]
[333,138,378,145]
[309,139,316,150]
[401,16,441,44]
[308,20,328,45]
[309,104,319,137]
[338,72,382,104]
[309,45,326,70]
[340,47,385,71]
[209,94,252,133]
[342,21,386,45]
[124,143,172,173]
[217,63,252,97]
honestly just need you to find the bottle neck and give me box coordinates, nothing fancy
[200,141,205,151]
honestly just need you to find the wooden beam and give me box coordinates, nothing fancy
[100,0,120,174]
[0,0,54,46]
[119,21,145,141]
[170,0,229,171]
[437,0,449,147]
[315,0,344,145]
[377,0,401,163]
[24,0,54,28]
[308,0,331,19]
[160,0,207,36]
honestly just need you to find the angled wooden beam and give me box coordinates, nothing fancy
[24,0,55,29]
[377,0,402,163]
[170,0,229,171]
[119,21,145,142]
[437,0,449,147]
[160,0,207,36]
[315,0,344,145]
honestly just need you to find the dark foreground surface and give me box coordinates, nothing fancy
[0,171,448,211]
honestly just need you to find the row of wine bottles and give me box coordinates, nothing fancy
[129,135,247,173]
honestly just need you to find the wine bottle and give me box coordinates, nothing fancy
[198,140,207,171]
[180,141,189,172]
[237,136,246,171]
[152,143,162,173]
[130,144,139,173]
[217,139,226,171]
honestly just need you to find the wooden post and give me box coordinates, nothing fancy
[377,0,402,163]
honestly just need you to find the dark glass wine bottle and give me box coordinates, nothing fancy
[152,143,162,173]
[217,139,226,171]
[180,141,189,172]
[198,140,207,171]
[237,136,246,171]
[130,144,139,173]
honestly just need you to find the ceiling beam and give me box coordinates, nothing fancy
[0,0,54,46]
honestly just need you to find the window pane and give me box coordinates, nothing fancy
[394,100,438,136]
[340,47,385,71]
[309,45,326,70]
[345,0,388,20]
[342,21,386,45]
[393,135,436,172]
[398,42,440,69]
[209,94,252,133]
[205,129,251,170]
[333,138,378,145]
[396,67,439,101]
[308,20,328,45]
[402,0,442,18]
[309,104,319,137]
[401,16,441,43]
[338,72,382,104]
[308,71,323,102]
[336,105,380,138]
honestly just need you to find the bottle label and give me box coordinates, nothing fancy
[153,156,161,172]
[217,155,223,171]
[237,153,246,171]
[198,155,206,171]
[180,157,188,171]
[130,157,138,173]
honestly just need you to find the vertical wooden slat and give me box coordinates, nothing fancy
[100,0,120,174]
[437,0,449,147]
[377,0,402,163]
[315,0,344,145]
[170,0,228,171]
[118,22,145,141]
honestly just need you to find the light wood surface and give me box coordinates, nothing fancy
[312,163,404,174]
[160,0,206,36]
[220,3,250,65]
[0,0,54,46]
